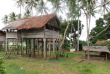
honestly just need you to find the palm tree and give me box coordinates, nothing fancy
[17,0,24,18]
[47,0,62,13]
[99,0,110,15]
[9,12,16,22]
[24,9,31,18]
[2,15,9,25]
[36,0,48,15]
[25,0,37,16]
[79,0,96,62]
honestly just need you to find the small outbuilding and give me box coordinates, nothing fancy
[83,46,110,60]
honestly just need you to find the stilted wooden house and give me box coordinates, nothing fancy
[0,30,6,50]
[2,13,60,58]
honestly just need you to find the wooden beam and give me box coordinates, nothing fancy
[33,39,35,56]
[106,53,108,61]
[46,39,47,57]
[28,39,30,55]
[43,38,46,58]
[16,39,19,55]
[37,39,39,56]
[21,38,23,55]
[26,39,27,54]
[53,39,55,57]
[7,39,9,52]
[42,39,44,58]
[31,39,34,56]
[6,38,7,53]
[49,39,51,58]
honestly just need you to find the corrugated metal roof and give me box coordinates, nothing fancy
[83,46,110,53]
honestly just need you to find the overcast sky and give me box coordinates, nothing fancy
[0,0,102,41]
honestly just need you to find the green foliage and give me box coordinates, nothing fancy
[0,57,5,74]
[79,40,87,46]
[2,15,9,25]
[24,10,31,18]
[9,12,16,22]
[62,39,71,50]
[106,41,110,50]
[0,45,2,51]
[61,20,83,49]
[90,12,110,44]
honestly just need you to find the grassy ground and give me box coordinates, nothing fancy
[0,51,110,74]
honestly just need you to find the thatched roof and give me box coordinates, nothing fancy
[2,13,60,30]
[83,46,110,53]
[2,18,29,30]
[0,30,5,36]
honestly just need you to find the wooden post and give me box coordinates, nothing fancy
[49,39,51,58]
[37,39,39,56]
[31,39,34,56]
[43,38,46,58]
[18,39,20,55]
[6,38,7,53]
[46,39,47,57]
[21,38,23,55]
[106,53,108,61]
[29,39,31,56]
[7,39,9,52]
[3,40,5,51]
[33,39,35,56]
[42,39,44,58]
[25,39,27,54]
[53,39,55,57]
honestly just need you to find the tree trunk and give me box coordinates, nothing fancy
[59,19,70,55]
[86,14,90,62]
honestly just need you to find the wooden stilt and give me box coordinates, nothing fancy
[26,39,27,54]
[49,39,51,58]
[28,39,31,57]
[37,39,39,56]
[42,39,44,58]
[33,39,35,56]
[6,38,7,53]
[43,38,46,58]
[4,40,5,51]
[21,38,23,55]
[31,39,34,56]
[46,39,47,57]
[106,53,108,61]
[17,39,19,55]
[7,39,9,52]
[53,39,55,57]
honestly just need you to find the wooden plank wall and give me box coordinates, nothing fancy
[18,29,60,39]
[0,36,5,41]
[6,32,18,38]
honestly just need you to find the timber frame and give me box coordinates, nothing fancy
[2,13,60,58]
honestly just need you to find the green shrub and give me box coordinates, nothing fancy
[106,41,110,50]
[0,57,5,74]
